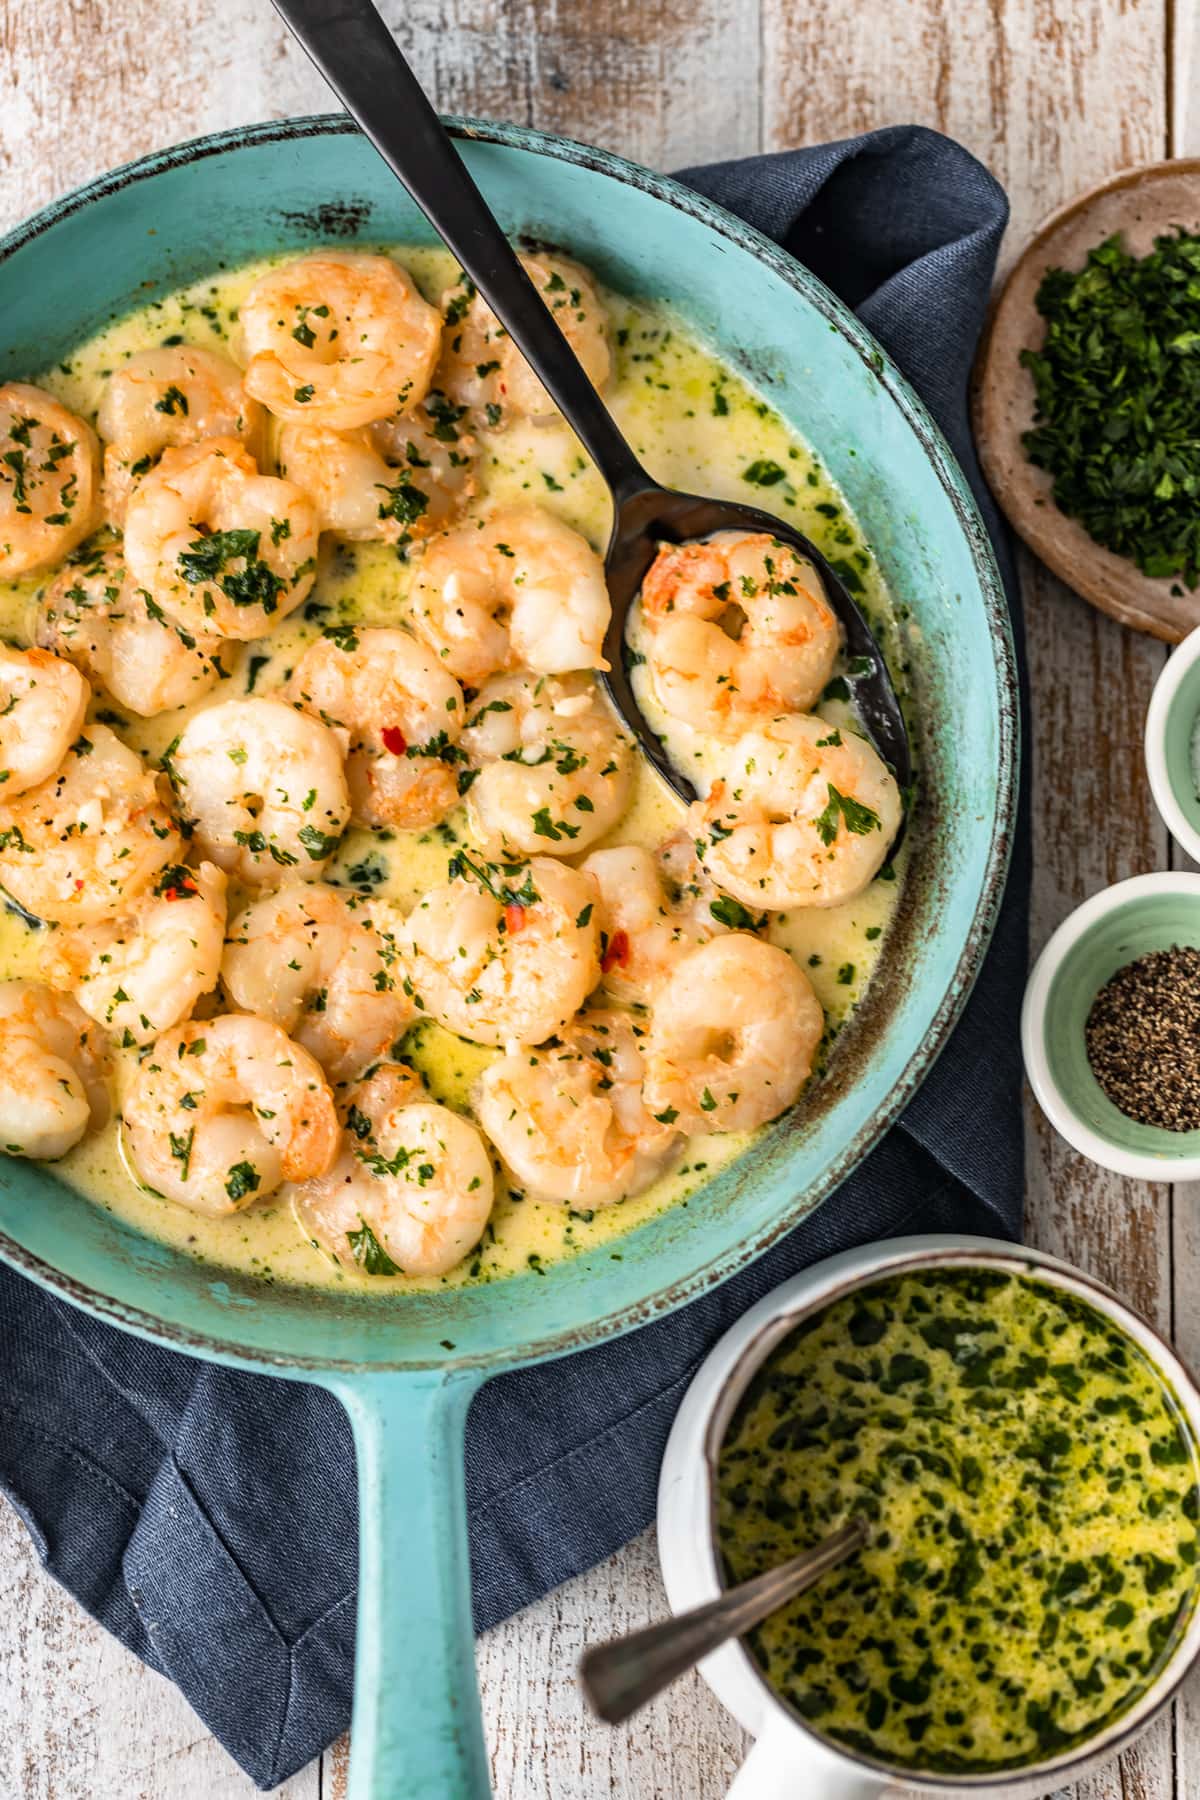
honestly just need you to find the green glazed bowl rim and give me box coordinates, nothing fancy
[0,114,1019,1372]
[1146,626,1200,863]
[1023,871,1200,1179]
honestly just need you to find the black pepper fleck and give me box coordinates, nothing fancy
[1086,945,1200,1130]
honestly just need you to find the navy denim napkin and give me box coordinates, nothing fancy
[0,123,1027,1788]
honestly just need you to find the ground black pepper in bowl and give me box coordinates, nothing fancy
[1086,945,1200,1130]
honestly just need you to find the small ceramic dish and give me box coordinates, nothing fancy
[1146,627,1200,862]
[1022,871,1200,1178]
[658,1234,1200,1798]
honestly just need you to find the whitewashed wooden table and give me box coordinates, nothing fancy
[4,1,1200,1795]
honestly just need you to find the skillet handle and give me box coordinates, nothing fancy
[325,1368,490,1800]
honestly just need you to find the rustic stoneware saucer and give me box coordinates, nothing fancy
[974,159,1200,641]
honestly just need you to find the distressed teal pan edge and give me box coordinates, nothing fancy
[0,114,1018,1378]
[0,115,1018,1800]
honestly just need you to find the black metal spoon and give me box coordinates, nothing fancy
[270,0,911,807]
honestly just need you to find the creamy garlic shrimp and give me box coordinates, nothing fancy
[0,240,911,1296]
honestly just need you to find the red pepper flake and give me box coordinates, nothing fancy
[162,878,197,901]
[381,726,407,755]
[601,929,630,973]
[504,903,526,935]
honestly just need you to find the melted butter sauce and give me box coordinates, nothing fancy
[0,248,909,1295]
[717,1269,1200,1774]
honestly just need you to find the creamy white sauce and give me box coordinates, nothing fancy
[0,247,909,1294]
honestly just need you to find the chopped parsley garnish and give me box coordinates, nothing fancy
[377,479,429,526]
[297,823,341,860]
[424,391,468,441]
[742,458,786,487]
[813,783,882,847]
[323,621,360,652]
[709,896,765,931]
[531,806,579,842]
[345,1104,373,1141]
[168,1128,194,1179]
[177,527,286,614]
[1021,230,1200,585]
[348,1220,400,1276]
[225,1160,260,1202]
[448,848,538,908]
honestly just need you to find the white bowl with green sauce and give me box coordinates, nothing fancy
[657,1236,1200,1797]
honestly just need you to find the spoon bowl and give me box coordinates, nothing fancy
[579,1516,866,1725]
[602,480,911,802]
[272,0,911,814]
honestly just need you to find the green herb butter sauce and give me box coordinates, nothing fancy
[716,1268,1200,1774]
[0,247,911,1294]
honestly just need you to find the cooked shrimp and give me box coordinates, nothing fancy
[409,505,610,683]
[276,403,476,547]
[693,713,902,910]
[36,546,227,717]
[402,852,601,1048]
[289,1062,494,1277]
[171,697,350,886]
[222,882,413,1081]
[287,627,464,831]
[239,253,442,429]
[0,383,100,578]
[122,1013,338,1214]
[640,533,840,736]
[579,841,741,1006]
[97,345,264,522]
[658,827,753,935]
[643,935,823,1132]
[0,981,109,1159]
[0,644,89,795]
[461,671,633,858]
[122,437,318,639]
[436,254,610,428]
[41,860,226,1047]
[476,1009,682,1207]
[0,724,180,925]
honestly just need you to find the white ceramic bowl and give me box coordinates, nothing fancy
[1022,871,1200,1181]
[1146,626,1200,865]
[657,1234,1200,1799]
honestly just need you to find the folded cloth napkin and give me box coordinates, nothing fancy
[0,122,1027,1788]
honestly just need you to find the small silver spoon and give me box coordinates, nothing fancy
[270,0,912,814]
[578,1517,867,1725]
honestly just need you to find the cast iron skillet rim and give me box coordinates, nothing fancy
[0,112,1019,1373]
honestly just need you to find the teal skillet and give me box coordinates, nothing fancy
[0,117,1016,1799]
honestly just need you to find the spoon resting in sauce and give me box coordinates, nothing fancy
[269,0,912,812]
[578,1517,867,1724]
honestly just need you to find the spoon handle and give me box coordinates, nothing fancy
[271,0,649,499]
[579,1518,867,1726]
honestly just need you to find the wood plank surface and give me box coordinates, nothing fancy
[2,0,1199,1796]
